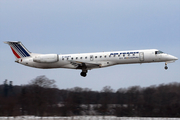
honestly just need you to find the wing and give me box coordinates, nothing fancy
[70,61,101,70]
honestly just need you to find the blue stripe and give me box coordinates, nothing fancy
[12,43,26,57]
[17,44,30,57]
[11,43,25,57]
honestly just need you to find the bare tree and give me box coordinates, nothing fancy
[29,75,57,88]
[101,86,114,93]
[21,75,58,116]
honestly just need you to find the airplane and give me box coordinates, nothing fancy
[4,41,178,77]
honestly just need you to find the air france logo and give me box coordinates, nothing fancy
[110,52,140,60]
[110,52,139,56]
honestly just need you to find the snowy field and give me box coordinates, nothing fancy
[0,116,179,120]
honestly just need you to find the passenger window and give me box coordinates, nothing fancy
[80,57,82,59]
[128,54,130,56]
[123,54,125,57]
[95,56,97,58]
[104,55,106,58]
[118,55,120,57]
[67,58,69,60]
[62,58,64,60]
[76,57,78,59]
[114,55,116,57]
[85,57,87,59]
[71,58,73,60]
[100,56,102,58]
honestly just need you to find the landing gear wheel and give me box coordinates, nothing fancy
[165,66,168,70]
[80,72,87,77]
[164,62,168,70]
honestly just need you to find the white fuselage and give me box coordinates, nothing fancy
[19,49,177,70]
[5,41,178,77]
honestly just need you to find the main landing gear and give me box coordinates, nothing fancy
[81,72,87,77]
[164,62,168,70]
[80,70,88,77]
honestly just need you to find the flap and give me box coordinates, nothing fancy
[70,61,101,69]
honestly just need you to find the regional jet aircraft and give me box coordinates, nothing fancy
[4,41,178,77]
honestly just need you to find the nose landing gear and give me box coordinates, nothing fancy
[164,63,168,70]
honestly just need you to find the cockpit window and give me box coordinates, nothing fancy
[155,50,164,54]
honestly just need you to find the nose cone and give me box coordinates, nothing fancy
[174,56,178,60]
[164,54,178,62]
[170,55,178,61]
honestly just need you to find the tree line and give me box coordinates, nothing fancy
[0,75,180,117]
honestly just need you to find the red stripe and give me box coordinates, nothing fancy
[10,47,21,58]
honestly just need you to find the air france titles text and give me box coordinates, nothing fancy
[110,52,139,59]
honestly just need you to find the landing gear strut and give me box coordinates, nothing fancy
[80,70,88,77]
[164,63,168,70]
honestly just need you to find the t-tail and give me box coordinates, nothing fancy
[4,41,31,60]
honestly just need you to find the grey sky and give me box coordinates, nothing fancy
[0,0,180,91]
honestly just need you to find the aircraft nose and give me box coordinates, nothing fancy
[174,56,178,60]
[171,56,178,61]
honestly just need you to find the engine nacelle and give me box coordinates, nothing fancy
[33,54,59,63]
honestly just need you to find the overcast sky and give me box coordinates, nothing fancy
[0,0,180,91]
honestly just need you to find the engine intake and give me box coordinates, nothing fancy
[33,54,59,63]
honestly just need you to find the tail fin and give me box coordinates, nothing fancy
[4,41,31,59]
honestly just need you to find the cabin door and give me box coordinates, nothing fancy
[139,52,144,62]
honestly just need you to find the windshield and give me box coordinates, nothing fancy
[155,50,164,54]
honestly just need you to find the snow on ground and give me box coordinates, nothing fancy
[0,116,179,120]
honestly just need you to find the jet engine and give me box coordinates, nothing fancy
[33,54,59,63]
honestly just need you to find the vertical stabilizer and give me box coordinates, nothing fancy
[4,41,31,59]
